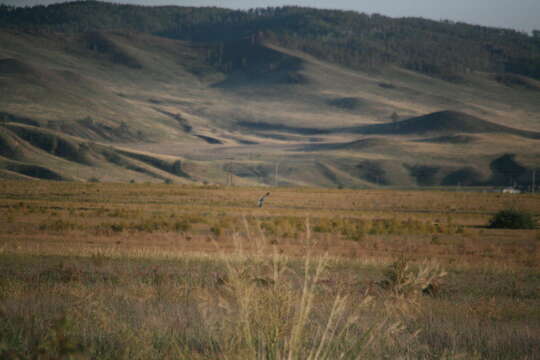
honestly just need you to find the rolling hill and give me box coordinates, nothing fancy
[0,1,539,188]
[348,111,540,138]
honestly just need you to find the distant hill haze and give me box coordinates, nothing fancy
[0,1,539,187]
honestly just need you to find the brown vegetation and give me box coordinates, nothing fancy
[0,181,539,358]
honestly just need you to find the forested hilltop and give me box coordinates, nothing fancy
[1,0,539,81]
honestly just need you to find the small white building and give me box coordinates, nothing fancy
[502,187,521,194]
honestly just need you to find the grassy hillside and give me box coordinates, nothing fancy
[1,2,540,187]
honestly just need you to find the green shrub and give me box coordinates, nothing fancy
[210,226,222,237]
[488,209,536,229]
[39,219,78,232]
[174,220,191,232]
[109,223,124,233]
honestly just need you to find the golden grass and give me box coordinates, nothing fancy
[0,180,539,359]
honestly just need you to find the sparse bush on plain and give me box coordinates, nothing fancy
[381,257,447,298]
[210,225,222,237]
[174,220,191,232]
[488,209,536,229]
[110,222,124,233]
[39,219,78,232]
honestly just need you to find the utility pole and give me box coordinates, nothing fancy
[532,170,536,194]
[223,163,229,187]
[274,161,281,187]
[226,162,233,187]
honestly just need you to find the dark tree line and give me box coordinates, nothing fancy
[1,1,539,80]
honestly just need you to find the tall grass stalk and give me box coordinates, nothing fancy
[207,218,402,359]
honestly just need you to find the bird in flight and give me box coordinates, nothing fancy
[258,192,270,208]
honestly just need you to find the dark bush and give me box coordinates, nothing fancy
[488,209,536,229]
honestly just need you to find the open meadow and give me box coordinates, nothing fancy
[0,180,539,359]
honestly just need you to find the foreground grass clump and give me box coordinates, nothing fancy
[204,235,419,359]
[0,242,424,359]
[488,209,537,229]
[380,257,447,297]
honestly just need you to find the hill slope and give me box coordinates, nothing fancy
[2,2,540,81]
[0,2,540,187]
[348,111,540,138]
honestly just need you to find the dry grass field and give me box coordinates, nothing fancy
[0,180,539,359]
